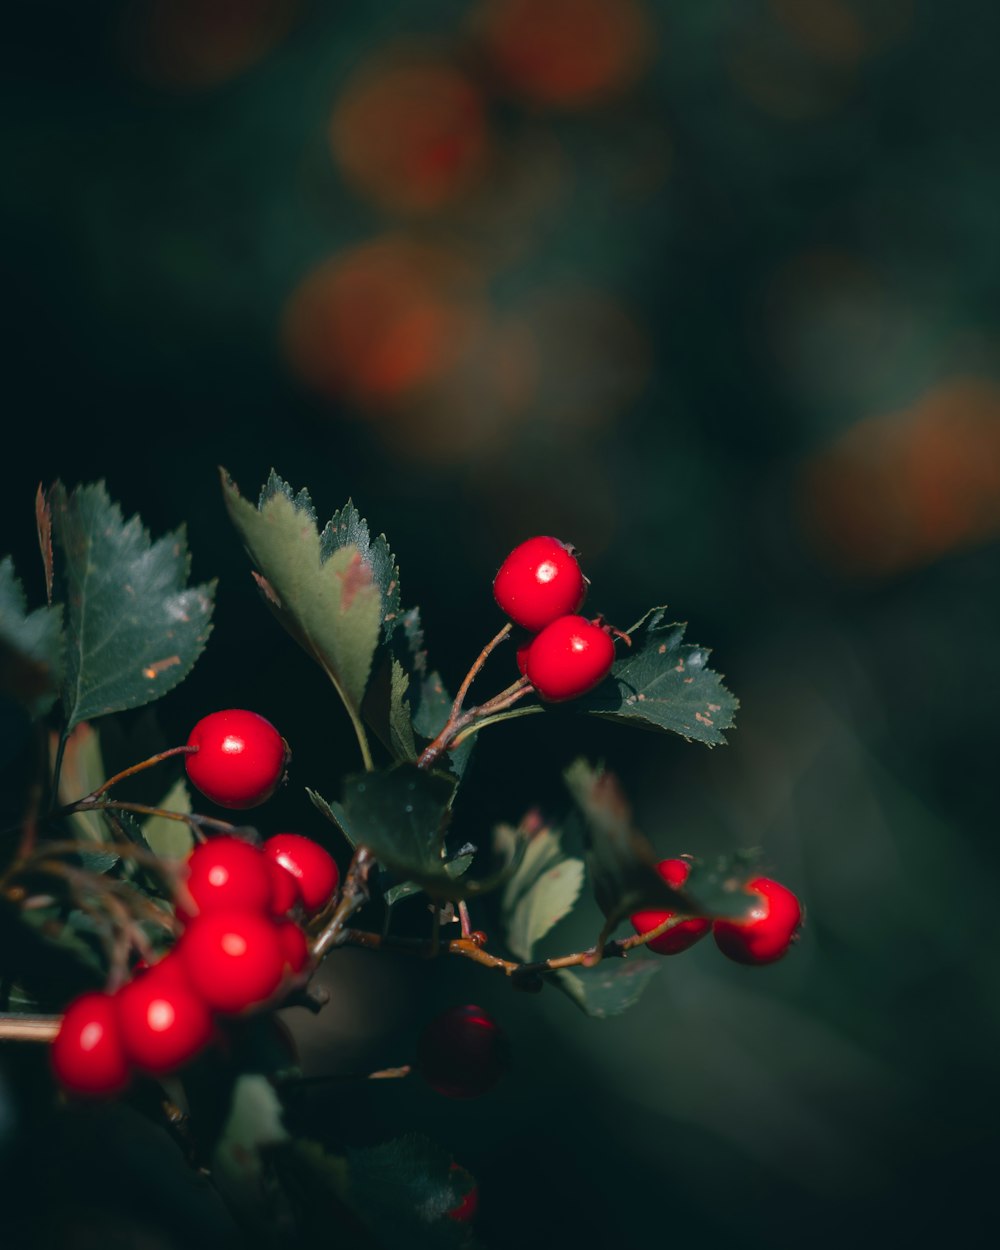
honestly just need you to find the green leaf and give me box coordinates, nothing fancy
[49,481,214,731]
[339,764,458,898]
[0,555,64,717]
[142,777,195,858]
[347,1135,477,1248]
[50,721,105,847]
[211,1074,290,1215]
[578,608,738,746]
[320,497,402,641]
[566,759,764,927]
[497,815,585,962]
[222,469,382,726]
[554,960,661,1019]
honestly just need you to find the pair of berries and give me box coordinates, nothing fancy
[630,859,803,965]
[51,833,339,1096]
[493,536,616,702]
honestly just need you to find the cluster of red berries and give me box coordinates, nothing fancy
[493,536,616,702]
[630,859,803,965]
[52,830,339,1097]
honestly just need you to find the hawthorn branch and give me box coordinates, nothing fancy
[310,846,376,960]
[418,676,533,769]
[72,745,197,804]
[0,1015,60,1042]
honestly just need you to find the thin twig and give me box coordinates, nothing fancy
[310,847,376,960]
[79,745,197,803]
[0,1015,61,1042]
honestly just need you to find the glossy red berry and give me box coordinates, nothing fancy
[177,910,286,1013]
[180,836,274,921]
[493,536,586,632]
[712,877,803,966]
[275,919,310,974]
[447,1164,479,1223]
[184,709,289,809]
[525,615,615,702]
[266,854,302,916]
[261,834,339,917]
[514,633,532,676]
[116,959,214,1074]
[630,858,711,955]
[417,1004,509,1099]
[51,992,130,1097]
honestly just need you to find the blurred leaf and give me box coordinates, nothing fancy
[222,469,382,719]
[578,608,738,746]
[566,760,764,925]
[49,722,112,864]
[212,1073,290,1218]
[383,849,475,909]
[497,817,585,962]
[34,483,54,604]
[0,555,64,717]
[142,777,194,858]
[50,481,214,731]
[554,960,661,1019]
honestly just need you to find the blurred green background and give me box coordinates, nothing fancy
[2,0,999,1245]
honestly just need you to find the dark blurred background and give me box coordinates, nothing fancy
[2,0,999,1246]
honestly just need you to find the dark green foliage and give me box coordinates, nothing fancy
[49,481,214,731]
[0,555,64,718]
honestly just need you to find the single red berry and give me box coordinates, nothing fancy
[266,853,302,917]
[261,834,339,917]
[179,836,274,921]
[51,992,130,1097]
[525,615,615,702]
[712,877,803,966]
[116,959,214,1074]
[630,858,711,955]
[493,536,586,632]
[184,709,289,809]
[417,1004,509,1099]
[275,919,310,974]
[447,1163,479,1223]
[177,910,286,1013]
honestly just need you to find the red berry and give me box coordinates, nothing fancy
[177,910,286,1013]
[116,959,214,1074]
[447,1163,479,1223]
[525,615,615,702]
[514,633,532,676]
[180,836,274,921]
[712,877,803,966]
[51,992,130,1097]
[275,919,310,974]
[261,834,339,917]
[630,858,711,955]
[417,1004,509,1099]
[266,854,302,917]
[184,709,289,809]
[493,536,586,632]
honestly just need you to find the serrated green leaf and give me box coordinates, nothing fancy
[0,555,64,717]
[577,608,738,746]
[554,959,661,1018]
[307,787,355,849]
[142,777,194,858]
[50,482,214,731]
[497,817,584,962]
[390,659,418,759]
[222,469,382,721]
[321,499,402,641]
[339,764,457,897]
[383,850,475,908]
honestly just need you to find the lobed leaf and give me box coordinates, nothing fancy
[497,815,585,962]
[49,481,214,731]
[0,555,64,718]
[223,470,381,718]
[578,608,738,745]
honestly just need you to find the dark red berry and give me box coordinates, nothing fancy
[177,910,286,1013]
[712,877,803,966]
[447,1163,479,1223]
[51,992,130,1097]
[514,634,532,676]
[493,536,586,632]
[261,834,339,917]
[184,709,289,809]
[630,858,711,955]
[417,1004,509,1099]
[525,614,615,701]
[179,836,274,921]
[116,959,214,1074]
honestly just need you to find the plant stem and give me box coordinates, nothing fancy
[448,623,511,721]
[69,800,239,838]
[418,676,533,768]
[0,1015,61,1042]
[310,847,375,960]
[78,745,197,803]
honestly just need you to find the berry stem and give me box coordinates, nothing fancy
[0,1015,61,1042]
[417,675,533,768]
[458,899,472,938]
[74,745,198,804]
[448,622,512,721]
[69,799,241,839]
[310,846,376,960]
